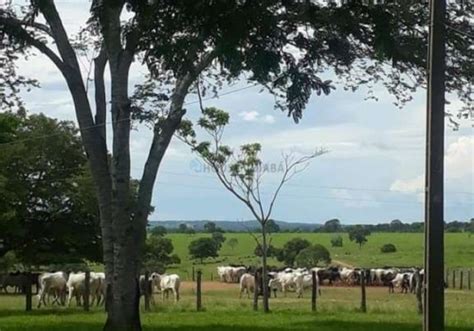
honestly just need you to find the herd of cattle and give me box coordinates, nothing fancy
[0,265,426,308]
[217,265,426,298]
[0,271,181,308]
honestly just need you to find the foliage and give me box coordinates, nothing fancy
[330,235,343,248]
[254,244,279,258]
[265,219,281,233]
[188,237,219,263]
[321,219,342,233]
[295,244,331,268]
[348,226,371,249]
[0,112,102,265]
[149,225,167,237]
[276,238,311,266]
[227,238,239,251]
[380,243,397,254]
[143,235,180,272]
[211,232,226,250]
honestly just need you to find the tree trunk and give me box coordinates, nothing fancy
[261,223,270,313]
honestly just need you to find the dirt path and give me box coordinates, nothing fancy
[332,260,355,268]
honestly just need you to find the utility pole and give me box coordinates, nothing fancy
[424,0,446,331]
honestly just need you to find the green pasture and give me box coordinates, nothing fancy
[167,232,474,280]
[0,282,473,331]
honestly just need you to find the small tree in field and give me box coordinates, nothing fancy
[188,238,219,264]
[179,108,325,312]
[348,226,371,249]
[295,244,331,269]
[227,238,239,251]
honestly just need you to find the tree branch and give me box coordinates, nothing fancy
[94,45,108,141]
[0,14,66,72]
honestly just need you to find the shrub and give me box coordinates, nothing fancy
[330,235,343,247]
[380,243,397,253]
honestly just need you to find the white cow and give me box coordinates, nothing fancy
[239,273,255,298]
[217,266,246,283]
[340,268,360,285]
[66,272,104,306]
[390,272,411,293]
[269,272,304,298]
[37,272,67,308]
[150,273,180,302]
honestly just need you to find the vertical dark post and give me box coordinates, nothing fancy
[468,270,471,290]
[253,271,259,311]
[192,266,195,282]
[424,1,446,331]
[144,271,150,312]
[84,270,90,312]
[459,271,463,290]
[445,269,449,288]
[452,270,455,289]
[416,271,423,315]
[196,270,202,311]
[360,270,367,313]
[25,272,32,312]
[210,273,213,281]
[311,270,317,312]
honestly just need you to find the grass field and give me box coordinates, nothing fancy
[167,233,474,280]
[0,281,473,331]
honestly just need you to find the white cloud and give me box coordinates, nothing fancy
[330,189,378,208]
[445,136,474,179]
[390,175,424,194]
[239,111,260,122]
[238,111,276,124]
[390,136,473,199]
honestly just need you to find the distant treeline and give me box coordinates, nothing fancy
[150,218,474,234]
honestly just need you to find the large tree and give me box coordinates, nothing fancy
[0,112,102,265]
[1,1,472,329]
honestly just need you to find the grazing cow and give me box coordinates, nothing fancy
[66,272,104,307]
[269,271,304,298]
[317,267,340,285]
[340,268,360,285]
[217,266,246,283]
[37,272,67,308]
[0,272,32,293]
[389,273,411,294]
[239,273,255,298]
[150,273,180,302]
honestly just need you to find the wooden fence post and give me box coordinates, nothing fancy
[196,270,202,311]
[192,266,195,282]
[446,268,449,288]
[360,270,367,313]
[311,270,317,312]
[210,272,213,281]
[253,271,259,311]
[415,270,423,315]
[84,270,90,312]
[25,272,32,312]
[468,270,471,290]
[144,271,150,312]
[459,270,464,290]
[452,269,456,289]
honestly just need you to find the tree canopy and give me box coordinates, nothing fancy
[0,112,102,265]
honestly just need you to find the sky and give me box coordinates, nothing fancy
[8,0,474,224]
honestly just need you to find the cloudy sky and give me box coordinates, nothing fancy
[10,0,474,224]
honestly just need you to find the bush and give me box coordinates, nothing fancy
[295,244,331,268]
[330,235,343,247]
[380,243,397,253]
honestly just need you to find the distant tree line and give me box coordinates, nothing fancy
[149,218,474,234]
